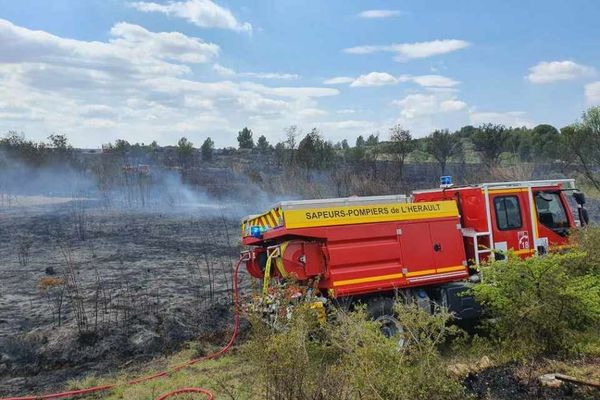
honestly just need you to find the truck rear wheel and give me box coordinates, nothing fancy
[366,297,407,348]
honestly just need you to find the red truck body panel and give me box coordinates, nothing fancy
[244,213,468,297]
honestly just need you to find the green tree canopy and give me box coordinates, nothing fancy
[531,124,560,161]
[366,134,380,146]
[355,135,365,148]
[256,135,271,153]
[388,124,415,177]
[471,123,510,166]
[176,137,194,166]
[424,129,463,174]
[562,106,600,190]
[200,137,214,161]
[297,128,335,172]
[237,127,255,149]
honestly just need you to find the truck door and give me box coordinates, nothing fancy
[490,193,533,257]
[429,219,467,271]
[399,222,436,275]
[533,190,572,250]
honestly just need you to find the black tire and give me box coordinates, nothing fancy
[366,297,407,348]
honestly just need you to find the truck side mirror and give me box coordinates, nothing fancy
[573,191,586,205]
[579,207,590,226]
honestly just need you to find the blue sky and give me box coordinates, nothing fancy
[1,0,599,147]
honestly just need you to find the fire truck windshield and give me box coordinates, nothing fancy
[535,191,569,233]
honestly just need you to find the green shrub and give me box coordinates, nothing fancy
[571,226,600,275]
[242,301,466,400]
[472,251,600,357]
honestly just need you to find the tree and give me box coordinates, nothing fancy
[471,123,510,166]
[284,125,300,165]
[47,134,70,151]
[355,135,365,148]
[237,127,254,149]
[365,134,382,179]
[176,137,194,166]
[284,125,299,150]
[296,128,335,177]
[388,124,415,178]
[456,125,478,139]
[348,135,368,161]
[562,106,600,190]
[256,135,271,153]
[424,129,463,174]
[46,134,73,164]
[531,124,560,161]
[273,142,286,166]
[200,137,214,161]
[0,131,47,166]
[297,130,318,176]
[112,139,131,155]
[505,127,534,162]
[366,133,380,146]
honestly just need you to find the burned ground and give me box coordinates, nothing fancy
[0,200,246,396]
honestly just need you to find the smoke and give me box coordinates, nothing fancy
[0,152,96,210]
[0,151,278,218]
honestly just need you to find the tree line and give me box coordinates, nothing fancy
[2,106,600,189]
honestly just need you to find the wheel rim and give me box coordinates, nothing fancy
[375,315,406,348]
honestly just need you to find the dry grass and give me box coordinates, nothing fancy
[67,348,256,400]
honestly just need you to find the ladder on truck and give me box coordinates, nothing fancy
[464,178,576,265]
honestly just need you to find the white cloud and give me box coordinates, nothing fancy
[469,111,534,127]
[350,72,406,87]
[213,63,300,80]
[241,82,339,98]
[392,93,467,119]
[241,72,300,80]
[389,91,470,138]
[297,108,328,118]
[131,0,252,33]
[110,22,220,63]
[584,81,600,105]
[0,19,340,147]
[411,75,458,88]
[343,39,470,61]
[329,72,459,88]
[323,76,354,85]
[212,63,235,76]
[527,60,595,84]
[0,19,218,75]
[358,10,403,19]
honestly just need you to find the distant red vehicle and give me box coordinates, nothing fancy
[240,179,588,328]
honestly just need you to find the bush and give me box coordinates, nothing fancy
[242,300,466,400]
[472,251,600,357]
[571,227,600,275]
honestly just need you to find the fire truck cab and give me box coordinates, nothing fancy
[412,179,587,265]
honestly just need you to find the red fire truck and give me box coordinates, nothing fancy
[240,178,589,330]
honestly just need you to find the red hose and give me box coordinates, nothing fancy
[0,258,243,400]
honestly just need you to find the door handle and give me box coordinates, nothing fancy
[433,243,442,252]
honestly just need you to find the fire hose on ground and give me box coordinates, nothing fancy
[0,257,244,400]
